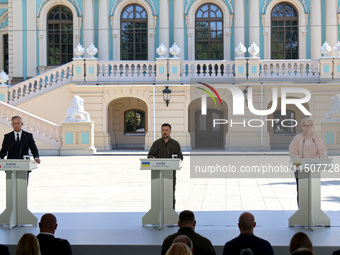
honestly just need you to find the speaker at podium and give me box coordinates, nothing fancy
[140,158,182,229]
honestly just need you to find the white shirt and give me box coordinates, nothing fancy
[14,130,23,141]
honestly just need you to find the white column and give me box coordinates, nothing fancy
[173,0,184,58]
[159,0,170,57]
[98,0,109,60]
[249,0,260,48]
[310,0,322,59]
[234,0,245,53]
[83,0,95,57]
[325,0,337,56]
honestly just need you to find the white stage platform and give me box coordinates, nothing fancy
[1,210,340,255]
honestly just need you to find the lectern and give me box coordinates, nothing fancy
[0,159,38,229]
[140,158,182,229]
[289,158,332,229]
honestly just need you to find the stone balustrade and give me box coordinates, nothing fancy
[0,101,62,148]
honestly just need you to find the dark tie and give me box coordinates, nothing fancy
[16,133,20,142]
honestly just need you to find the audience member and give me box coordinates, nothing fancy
[16,233,41,255]
[333,249,340,255]
[161,210,216,255]
[289,232,313,254]
[165,243,192,255]
[0,244,10,255]
[173,235,193,253]
[222,212,274,255]
[291,248,315,255]
[36,213,72,255]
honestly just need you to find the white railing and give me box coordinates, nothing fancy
[259,59,320,79]
[8,62,73,104]
[181,60,234,82]
[97,61,156,82]
[0,101,62,148]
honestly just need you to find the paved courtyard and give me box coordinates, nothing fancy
[1,154,340,213]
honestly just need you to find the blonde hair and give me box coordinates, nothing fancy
[16,233,41,255]
[301,118,313,127]
[166,243,192,255]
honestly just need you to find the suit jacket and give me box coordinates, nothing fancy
[161,227,216,255]
[37,233,72,255]
[0,130,39,159]
[333,250,340,255]
[223,234,274,255]
[0,244,10,255]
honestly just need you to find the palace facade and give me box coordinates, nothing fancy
[0,0,340,154]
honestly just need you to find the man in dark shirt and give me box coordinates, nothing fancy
[37,213,72,255]
[223,212,274,255]
[0,244,10,255]
[161,210,216,255]
[148,123,183,208]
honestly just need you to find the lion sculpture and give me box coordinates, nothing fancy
[324,94,340,120]
[64,95,91,122]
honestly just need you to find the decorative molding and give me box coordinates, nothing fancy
[38,0,82,17]
[111,0,157,16]
[185,0,233,15]
[262,0,308,14]
[0,10,8,29]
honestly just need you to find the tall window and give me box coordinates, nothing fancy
[125,110,145,133]
[271,3,298,59]
[121,5,148,60]
[195,3,223,60]
[3,34,8,73]
[273,110,295,134]
[47,6,73,65]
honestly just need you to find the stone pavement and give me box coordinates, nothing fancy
[1,154,340,213]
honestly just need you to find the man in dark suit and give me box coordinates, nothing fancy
[223,212,274,255]
[37,213,73,255]
[0,244,10,255]
[161,210,216,255]
[0,116,40,163]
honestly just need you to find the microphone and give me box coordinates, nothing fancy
[302,138,305,158]
[312,138,320,158]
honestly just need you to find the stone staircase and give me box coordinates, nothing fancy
[0,101,62,148]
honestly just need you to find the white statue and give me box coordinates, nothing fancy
[64,95,91,122]
[324,94,340,120]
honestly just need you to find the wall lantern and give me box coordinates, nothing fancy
[163,86,172,107]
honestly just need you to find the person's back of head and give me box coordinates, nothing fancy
[173,235,193,252]
[179,210,195,228]
[291,248,315,255]
[16,233,41,255]
[39,213,57,234]
[238,212,255,234]
[166,243,192,255]
[240,248,253,255]
[289,232,313,254]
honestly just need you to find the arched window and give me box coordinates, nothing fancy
[273,110,295,134]
[195,3,223,60]
[271,3,298,59]
[47,5,73,65]
[3,34,8,73]
[121,5,148,60]
[125,110,145,133]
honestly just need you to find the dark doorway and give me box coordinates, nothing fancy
[196,109,223,148]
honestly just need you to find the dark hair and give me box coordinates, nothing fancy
[179,210,195,224]
[161,123,172,130]
[291,248,314,255]
[289,232,313,254]
[11,116,22,121]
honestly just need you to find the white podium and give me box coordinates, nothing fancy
[289,158,332,229]
[140,158,182,229]
[0,159,38,229]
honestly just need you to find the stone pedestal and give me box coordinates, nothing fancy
[168,58,181,82]
[248,57,260,80]
[320,57,333,80]
[156,58,168,82]
[321,121,340,154]
[61,121,96,155]
[85,58,98,82]
[234,58,247,81]
[0,84,9,102]
[72,58,85,82]
[333,57,340,79]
